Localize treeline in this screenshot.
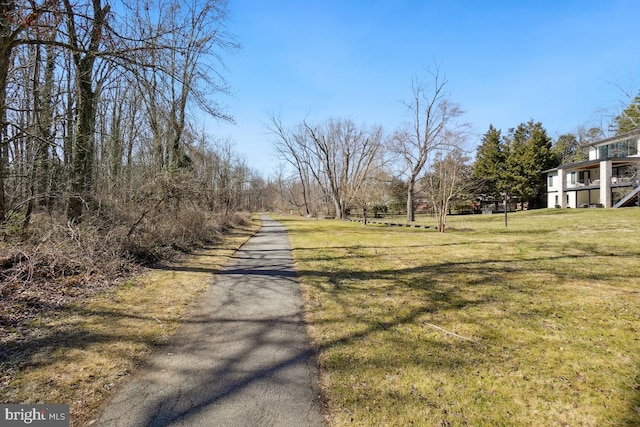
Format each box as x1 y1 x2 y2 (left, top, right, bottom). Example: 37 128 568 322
265 117 600 222
266 70 472 232
3 0 637 262
0 0 265 239
264 70 635 229
0 0 271 297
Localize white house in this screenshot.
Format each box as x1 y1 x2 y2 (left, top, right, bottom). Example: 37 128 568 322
545 129 640 208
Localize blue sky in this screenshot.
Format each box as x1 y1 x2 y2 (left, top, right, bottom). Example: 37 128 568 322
207 0 640 175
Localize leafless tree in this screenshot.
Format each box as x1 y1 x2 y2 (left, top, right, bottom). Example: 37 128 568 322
269 116 384 220
351 166 389 225
62 0 111 221
391 67 464 222
422 131 471 232
267 113 315 216
131 0 236 171
304 118 384 219
0 0 58 221
0 0 259 253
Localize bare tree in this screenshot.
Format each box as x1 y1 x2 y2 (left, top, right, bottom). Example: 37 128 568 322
269 116 384 219
391 67 464 222
310 119 383 218
131 0 236 172
304 118 384 219
1 0 250 244
62 0 111 221
267 113 314 216
0 0 57 220
422 134 471 233
351 166 389 225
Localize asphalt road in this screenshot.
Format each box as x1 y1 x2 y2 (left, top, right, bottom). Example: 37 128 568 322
96 215 326 426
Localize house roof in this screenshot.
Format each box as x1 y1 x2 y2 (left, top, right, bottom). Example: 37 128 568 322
543 156 640 174
543 128 640 174
585 128 640 147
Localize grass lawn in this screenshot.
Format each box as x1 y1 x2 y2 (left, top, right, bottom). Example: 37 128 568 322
280 209 640 426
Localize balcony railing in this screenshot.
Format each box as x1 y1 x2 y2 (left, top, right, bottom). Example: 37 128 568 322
566 177 635 188
611 176 634 184
567 179 599 188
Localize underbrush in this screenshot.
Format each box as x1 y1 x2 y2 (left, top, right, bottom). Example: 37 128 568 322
0 205 250 356
0 207 259 425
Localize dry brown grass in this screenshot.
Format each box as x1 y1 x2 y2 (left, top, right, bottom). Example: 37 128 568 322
0 213 260 426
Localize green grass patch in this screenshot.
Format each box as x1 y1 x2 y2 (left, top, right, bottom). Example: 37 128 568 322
0 217 261 426
280 209 640 426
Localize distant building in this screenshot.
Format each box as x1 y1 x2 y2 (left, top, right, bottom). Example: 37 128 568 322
544 129 640 208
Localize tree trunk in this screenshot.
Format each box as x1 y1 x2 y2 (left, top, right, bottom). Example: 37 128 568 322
0 49 9 222
37 44 55 207
25 43 56 231
64 0 108 221
333 197 341 219
406 180 415 222
0 23 12 222
298 170 310 216
68 76 97 221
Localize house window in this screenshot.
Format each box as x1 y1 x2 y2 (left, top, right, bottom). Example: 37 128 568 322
598 138 639 159
612 165 633 178
548 175 554 187
579 170 590 184
570 172 576 185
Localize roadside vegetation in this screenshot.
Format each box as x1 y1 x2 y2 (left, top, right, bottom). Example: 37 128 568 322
281 209 640 426
0 213 260 426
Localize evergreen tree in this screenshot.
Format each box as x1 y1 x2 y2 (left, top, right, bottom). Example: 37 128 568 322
387 177 408 213
472 125 504 199
614 93 640 134
502 120 553 208
550 133 587 166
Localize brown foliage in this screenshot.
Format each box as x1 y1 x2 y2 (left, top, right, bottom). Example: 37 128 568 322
0 207 250 348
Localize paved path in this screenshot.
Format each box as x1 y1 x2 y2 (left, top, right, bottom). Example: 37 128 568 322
96 215 325 426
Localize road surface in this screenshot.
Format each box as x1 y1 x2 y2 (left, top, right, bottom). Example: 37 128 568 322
96 215 325 426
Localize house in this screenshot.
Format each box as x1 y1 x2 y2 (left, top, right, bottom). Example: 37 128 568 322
545 129 640 208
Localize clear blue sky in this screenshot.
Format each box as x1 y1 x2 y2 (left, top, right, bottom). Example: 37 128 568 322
207 0 640 175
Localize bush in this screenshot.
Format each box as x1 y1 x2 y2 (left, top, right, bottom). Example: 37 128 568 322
0 203 252 340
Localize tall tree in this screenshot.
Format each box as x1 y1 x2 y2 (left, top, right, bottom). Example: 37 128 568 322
550 132 589 166
501 120 553 208
131 0 236 172
269 116 384 219
63 0 111 221
424 145 471 232
391 67 464 222
162 0 235 169
23 39 59 229
303 118 384 220
268 114 313 216
614 92 640 134
472 125 504 199
0 0 55 220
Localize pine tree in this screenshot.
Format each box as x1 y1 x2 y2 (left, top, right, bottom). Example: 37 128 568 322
550 133 587 166
614 93 640 134
472 125 504 199
502 120 553 208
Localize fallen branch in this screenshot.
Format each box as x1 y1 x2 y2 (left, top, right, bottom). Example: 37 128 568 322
423 322 484 346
